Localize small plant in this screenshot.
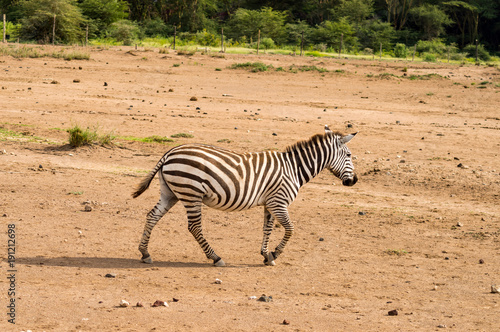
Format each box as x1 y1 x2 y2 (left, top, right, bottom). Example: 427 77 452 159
143 135 174 143
173 63 180 67
230 62 272 72
426 92 434 96
67 124 114 147
422 53 437 62
394 43 408 58
215 68 222 71
217 138 232 143
171 133 194 138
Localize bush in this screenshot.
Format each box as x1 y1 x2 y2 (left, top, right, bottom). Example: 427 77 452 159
67 125 114 147
394 43 408 58
260 37 275 51
143 18 171 37
416 39 447 56
422 53 437 62
108 20 140 45
463 44 491 61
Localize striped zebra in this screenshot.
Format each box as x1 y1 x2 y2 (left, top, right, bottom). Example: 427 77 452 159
132 125 358 266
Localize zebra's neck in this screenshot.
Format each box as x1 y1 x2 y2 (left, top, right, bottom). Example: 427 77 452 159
284 135 331 187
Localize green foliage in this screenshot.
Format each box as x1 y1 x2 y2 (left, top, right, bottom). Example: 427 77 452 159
78 0 128 37
409 4 453 40
312 18 358 50
335 0 375 25
260 37 275 50
394 43 408 58
463 44 491 61
67 124 114 147
422 53 437 62
357 19 395 51
227 7 287 44
230 62 273 72
415 39 448 56
108 19 140 45
142 18 171 37
16 0 86 44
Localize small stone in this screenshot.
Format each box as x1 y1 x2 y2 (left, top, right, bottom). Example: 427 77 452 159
491 285 500 294
119 300 129 307
39 164 43 169
190 96 198 101
437 324 447 328
456 222 463 227
169 88 174 92
358 211 366 216
272 133 277 136
84 205 92 212
282 319 290 325
248 296 257 300
214 278 222 284
172 298 180 302
479 259 485 264
388 309 398 316
257 295 273 302
319 237 324 241
136 302 144 307
152 300 169 307
347 123 353 128
196 107 201 110
73 79 80 83
105 273 116 278
104 82 108 86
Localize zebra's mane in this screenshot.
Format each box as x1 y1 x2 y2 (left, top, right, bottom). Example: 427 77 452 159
284 131 342 153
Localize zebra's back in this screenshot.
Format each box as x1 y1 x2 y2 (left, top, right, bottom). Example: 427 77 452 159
163 144 284 211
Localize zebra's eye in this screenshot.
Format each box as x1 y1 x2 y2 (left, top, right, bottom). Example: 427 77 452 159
346 153 352 158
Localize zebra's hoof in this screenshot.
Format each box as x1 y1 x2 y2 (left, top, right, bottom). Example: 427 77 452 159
214 259 226 267
141 256 152 264
263 252 276 266
265 259 276 266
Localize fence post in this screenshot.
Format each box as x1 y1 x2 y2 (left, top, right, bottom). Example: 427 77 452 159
379 43 382 60
3 14 6 43
85 24 88 47
475 39 478 63
257 30 260 55
52 14 56 45
173 25 176 50
221 28 224 53
300 31 304 56
447 46 450 63
339 33 343 58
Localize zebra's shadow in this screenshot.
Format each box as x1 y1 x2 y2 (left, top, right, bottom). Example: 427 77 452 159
16 256 262 269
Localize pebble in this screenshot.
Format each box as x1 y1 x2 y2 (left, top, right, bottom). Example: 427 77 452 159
73 79 80 83
491 285 500 294
152 300 169 307
272 133 277 136
136 302 144 307
358 211 366 216
282 319 290 325
437 324 447 328
248 296 257 300
190 96 198 101
119 300 129 307
84 205 92 212
105 273 116 278
319 237 324 241
388 309 398 316
479 259 484 264
214 278 222 284
456 222 463 227
257 294 273 302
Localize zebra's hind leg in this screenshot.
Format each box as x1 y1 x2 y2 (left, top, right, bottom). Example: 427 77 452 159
138 182 178 264
184 201 225 267
261 208 276 266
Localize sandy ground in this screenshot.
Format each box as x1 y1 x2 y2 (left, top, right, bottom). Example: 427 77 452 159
0 45 499 331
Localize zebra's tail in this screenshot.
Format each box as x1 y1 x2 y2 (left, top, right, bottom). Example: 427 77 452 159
132 153 169 198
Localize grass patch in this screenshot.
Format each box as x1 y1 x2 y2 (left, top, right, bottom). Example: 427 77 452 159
296 65 328 73
408 73 446 80
119 135 174 143
217 138 232 143
230 62 273 72
171 132 194 138
67 124 115 147
0 126 47 143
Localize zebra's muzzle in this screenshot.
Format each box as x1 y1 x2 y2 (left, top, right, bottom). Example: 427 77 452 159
342 174 358 186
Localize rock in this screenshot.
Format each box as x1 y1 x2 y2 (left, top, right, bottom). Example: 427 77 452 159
73 79 81 83
282 319 290 325
104 82 108 86
456 222 463 227
491 285 500 294
437 324 447 328
190 96 198 101
479 259 485 264
119 300 129 307
388 309 398 316
272 133 278 136
319 237 324 241
358 211 366 216
105 273 116 278
84 205 92 212
257 295 272 302
152 300 169 307
248 296 257 300
136 302 144 307
214 278 222 284
172 298 180 302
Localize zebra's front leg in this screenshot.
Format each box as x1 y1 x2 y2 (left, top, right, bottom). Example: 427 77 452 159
267 207 294 263
138 188 178 264
185 203 225 267
261 208 276 266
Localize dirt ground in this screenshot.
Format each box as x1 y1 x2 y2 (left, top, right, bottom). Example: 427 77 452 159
1 45 499 331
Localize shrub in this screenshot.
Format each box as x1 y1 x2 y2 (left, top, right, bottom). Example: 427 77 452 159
463 44 491 61
67 125 114 147
394 43 408 58
171 133 194 138
260 37 275 51
416 39 447 56
109 20 140 45
422 53 437 62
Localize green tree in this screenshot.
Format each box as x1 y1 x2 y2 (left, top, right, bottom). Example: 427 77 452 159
227 7 287 43
16 0 85 43
410 4 453 40
334 0 374 26
108 19 140 45
312 18 358 50
358 19 395 50
78 0 128 37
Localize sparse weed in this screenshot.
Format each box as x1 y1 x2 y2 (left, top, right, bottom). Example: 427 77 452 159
171 133 194 138
67 124 115 147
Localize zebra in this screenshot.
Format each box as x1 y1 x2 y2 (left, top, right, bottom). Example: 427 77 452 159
132 125 358 267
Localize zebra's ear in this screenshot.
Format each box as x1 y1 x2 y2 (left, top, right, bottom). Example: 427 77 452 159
324 125 333 134
341 132 358 144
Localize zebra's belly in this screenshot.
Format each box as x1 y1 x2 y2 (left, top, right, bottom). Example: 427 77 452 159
202 193 265 212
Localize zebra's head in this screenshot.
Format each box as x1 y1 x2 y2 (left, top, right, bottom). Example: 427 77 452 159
325 126 358 187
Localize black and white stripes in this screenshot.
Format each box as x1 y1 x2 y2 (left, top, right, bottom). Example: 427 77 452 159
132 125 358 266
